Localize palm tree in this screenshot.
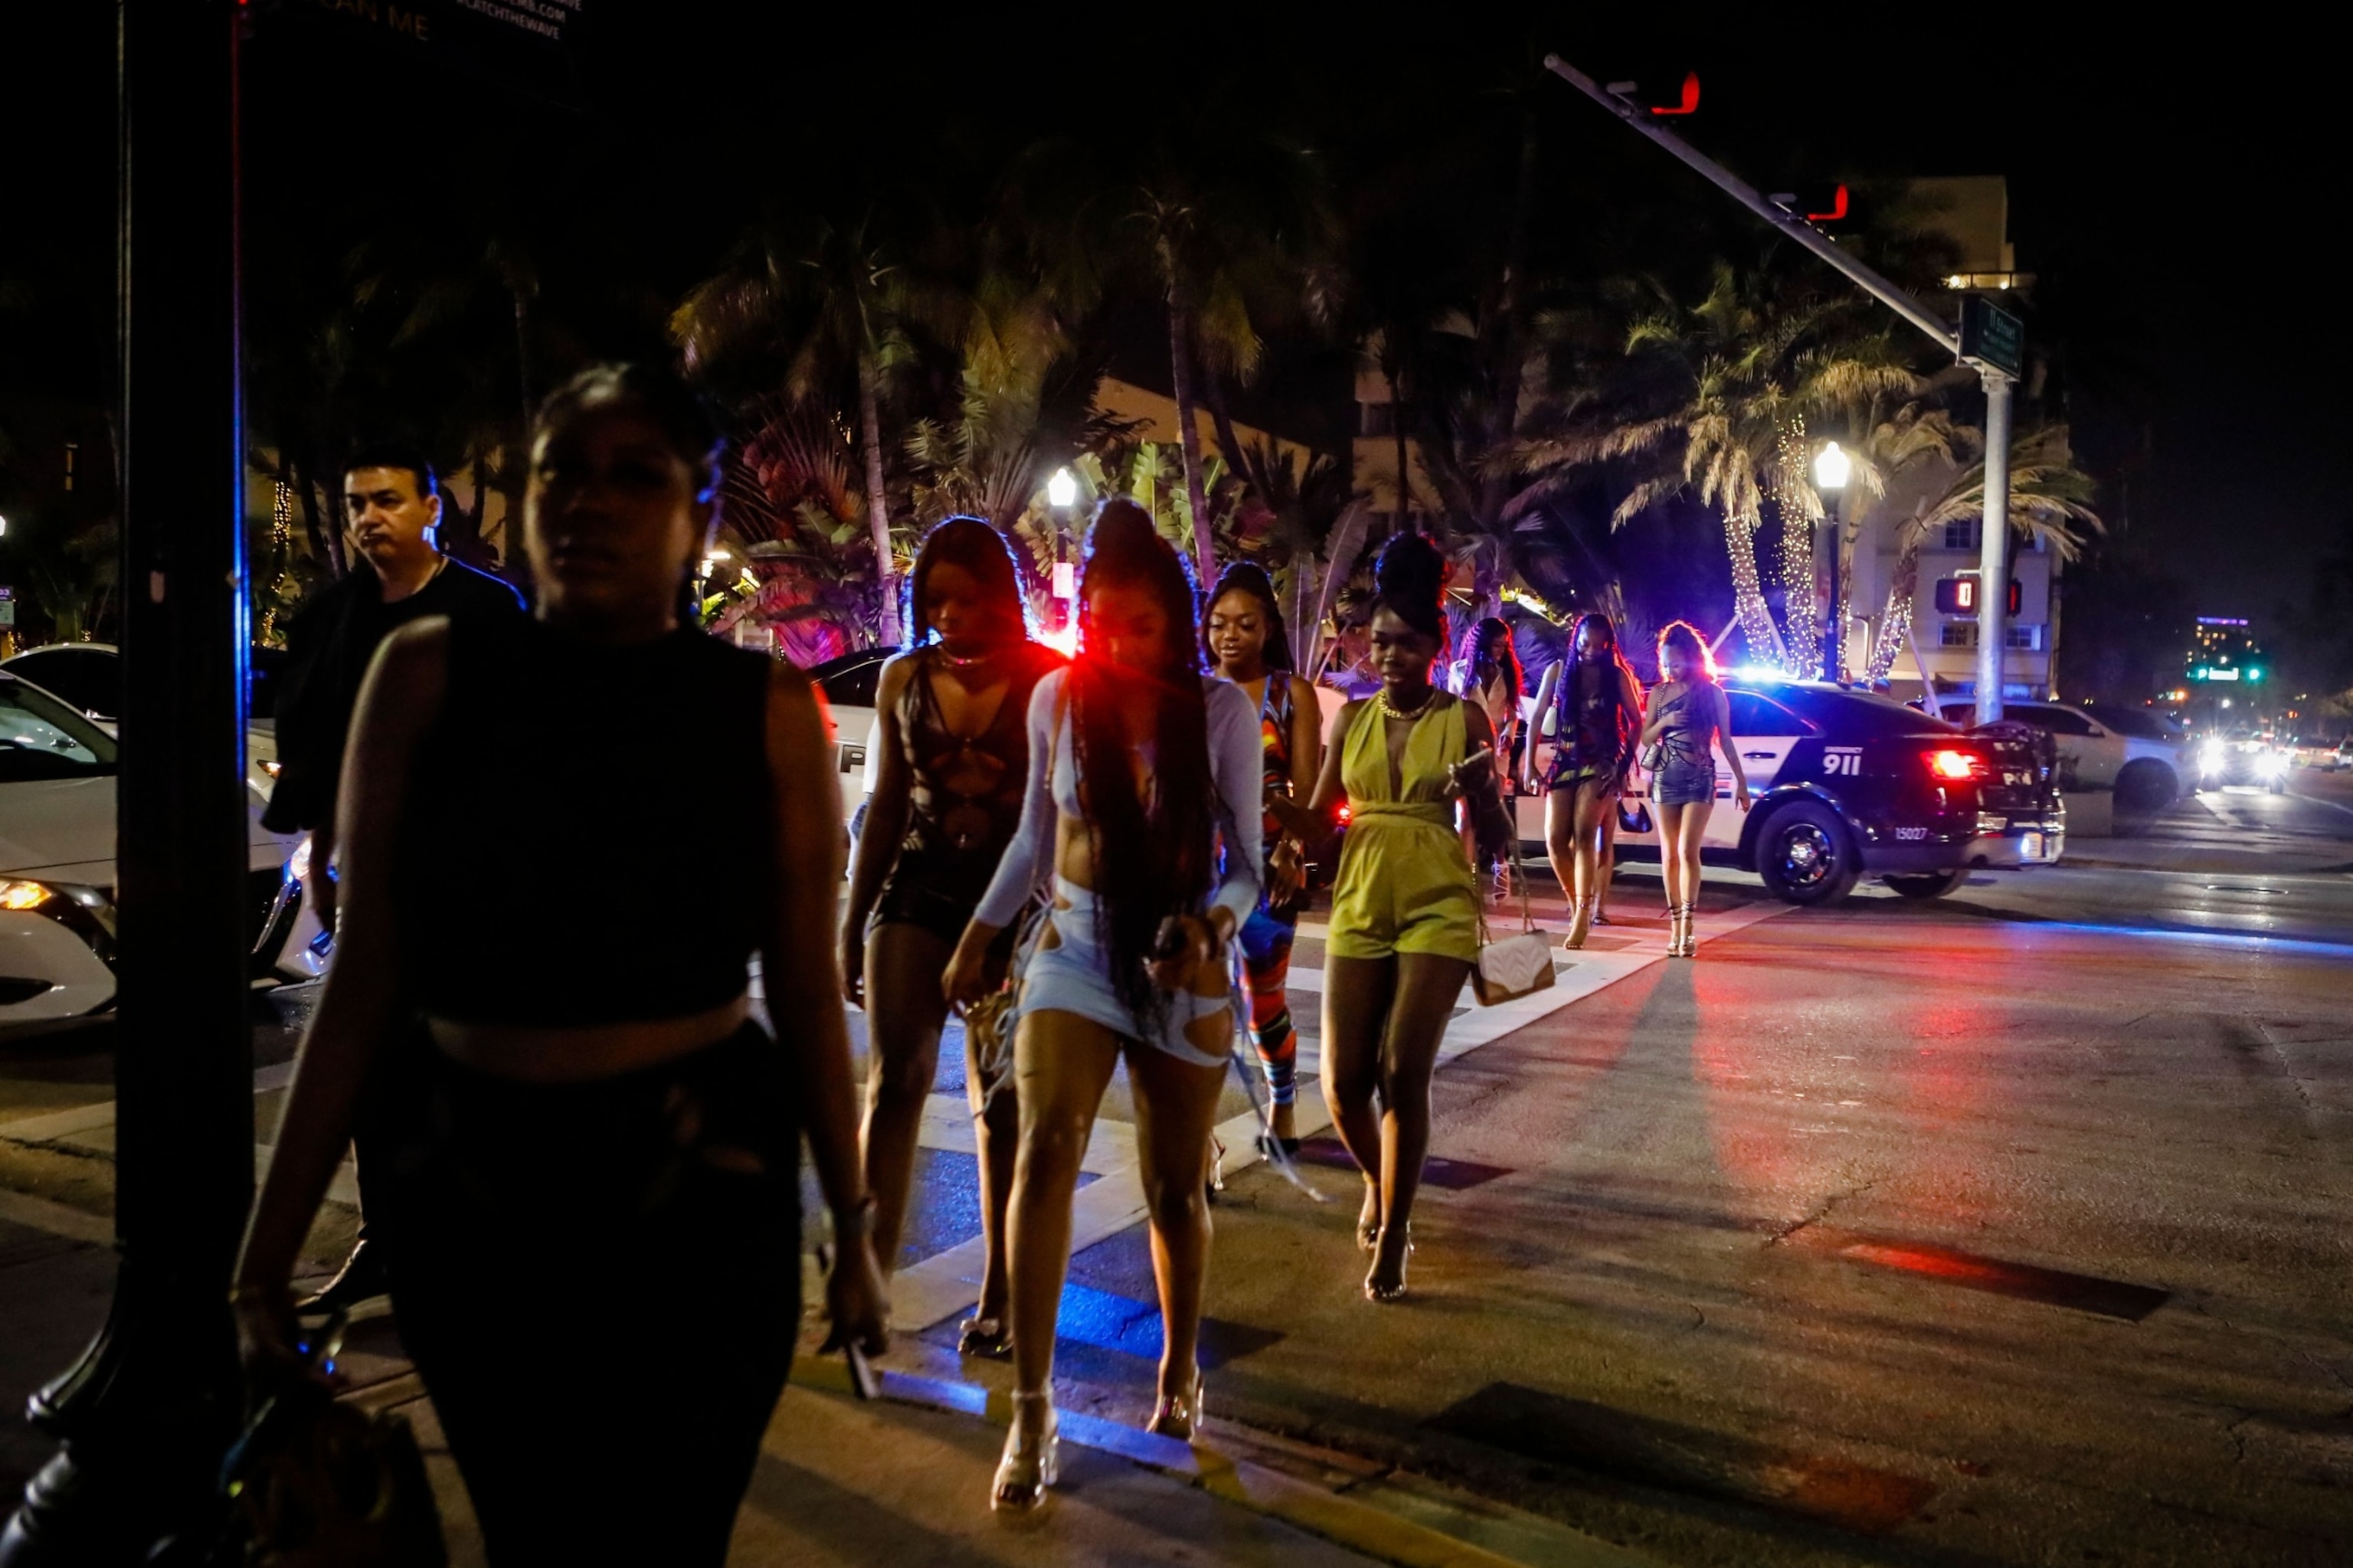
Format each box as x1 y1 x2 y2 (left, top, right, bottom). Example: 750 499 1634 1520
1003 93 1334 584
1511 262 1924 671
676 212 945 644
905 273 1134 595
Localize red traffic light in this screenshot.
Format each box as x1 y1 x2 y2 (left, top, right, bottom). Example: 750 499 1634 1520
1605 72 1700 116
1932 577 2022 616
1769 183 1850 224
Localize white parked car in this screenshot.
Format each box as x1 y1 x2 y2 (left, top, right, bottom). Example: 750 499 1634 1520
1939 699 2186 810
2 641 286 797
0 671 319 1033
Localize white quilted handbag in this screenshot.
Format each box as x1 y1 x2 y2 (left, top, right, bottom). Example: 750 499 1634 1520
1471 837 1553 1006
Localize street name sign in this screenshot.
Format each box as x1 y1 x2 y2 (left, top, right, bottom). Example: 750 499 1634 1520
1959 295 2024 380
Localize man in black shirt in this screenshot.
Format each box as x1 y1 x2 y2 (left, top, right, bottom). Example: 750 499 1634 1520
266 441 522 1311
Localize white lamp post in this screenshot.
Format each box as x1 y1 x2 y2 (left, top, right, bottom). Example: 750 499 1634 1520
1812 441 1851 682
1046 467 1078 509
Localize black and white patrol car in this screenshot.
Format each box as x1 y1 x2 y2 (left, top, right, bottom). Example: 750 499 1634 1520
1520 675 2065 906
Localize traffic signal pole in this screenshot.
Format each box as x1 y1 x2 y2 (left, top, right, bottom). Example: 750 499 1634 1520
1 2 254 1561
1541 53 2018 719
1975 375 2014 718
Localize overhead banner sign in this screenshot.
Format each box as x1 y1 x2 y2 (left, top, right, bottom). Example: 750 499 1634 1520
267 0 589 100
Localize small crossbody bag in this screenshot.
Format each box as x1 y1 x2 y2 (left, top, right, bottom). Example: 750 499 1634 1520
1471 833 1554 1006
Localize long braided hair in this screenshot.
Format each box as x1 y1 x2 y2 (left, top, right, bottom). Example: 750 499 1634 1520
1070 501 1221 1020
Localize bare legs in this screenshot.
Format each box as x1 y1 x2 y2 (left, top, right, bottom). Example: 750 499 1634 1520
1656 800 1713 954
863 922 1019 1337
1544 781 1615 946
1321 951 1471 1297
1655 800 1714 910
859 923 956 1273
1005 976 1229 1420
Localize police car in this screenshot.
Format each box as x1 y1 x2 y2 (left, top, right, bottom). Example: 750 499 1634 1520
1518 674 2065 905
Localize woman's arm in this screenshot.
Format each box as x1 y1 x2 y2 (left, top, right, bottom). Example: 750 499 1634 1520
1271 697 1356 853
234 620 448 1360
839 657 915 1006
1523 663 1558 790
1639 682 1674 745
1204 680 1265 937
944 671 1059 1003
1152 681 1265 992
1715 684 1752 809
1616 666 1648 780
761 667 888 1348
1284 673 1323 800
1456 702 1514 860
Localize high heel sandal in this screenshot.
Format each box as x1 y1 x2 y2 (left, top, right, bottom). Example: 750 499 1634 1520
1671 903 1697 957
1205 1134 1227 1204
992 1390 1060 1513
1563 895 1594 952
957 1313 1013 1360
1147 1368 1205 1441
1364 1224 1412 1302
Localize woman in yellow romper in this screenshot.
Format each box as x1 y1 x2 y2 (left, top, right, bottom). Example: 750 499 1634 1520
1282 533 1508 1301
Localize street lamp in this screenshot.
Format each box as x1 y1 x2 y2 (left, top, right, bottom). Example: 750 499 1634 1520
1046 466 1079 509
1813 442 1849 682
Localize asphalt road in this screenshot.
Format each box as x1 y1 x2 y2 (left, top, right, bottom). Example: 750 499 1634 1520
2 771 2350 1564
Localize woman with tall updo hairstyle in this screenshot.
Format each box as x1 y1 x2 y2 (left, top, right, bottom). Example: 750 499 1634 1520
1202 561 1324 1151
233 364 885 1564
1278 532 1510 1303
843 517 1064 1361
944 500 1262 1511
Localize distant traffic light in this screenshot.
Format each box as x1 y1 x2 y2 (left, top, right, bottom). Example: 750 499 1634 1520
1933 577 2021 616
1605 72 1699 116
1769 183 1850 224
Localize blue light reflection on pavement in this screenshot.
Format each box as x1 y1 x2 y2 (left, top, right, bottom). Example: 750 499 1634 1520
2008 920 2353 959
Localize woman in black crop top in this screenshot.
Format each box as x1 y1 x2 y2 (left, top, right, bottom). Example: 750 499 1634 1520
233 365 885 1566
842 517 1060 1362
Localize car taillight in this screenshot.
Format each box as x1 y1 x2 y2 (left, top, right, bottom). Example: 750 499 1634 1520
1926 748 1987 781
1336 801 1353 827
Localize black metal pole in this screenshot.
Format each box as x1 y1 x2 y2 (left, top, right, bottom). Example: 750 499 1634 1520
0 2 253 1561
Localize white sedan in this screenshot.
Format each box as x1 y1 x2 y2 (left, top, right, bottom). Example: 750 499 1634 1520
0 672 319 1033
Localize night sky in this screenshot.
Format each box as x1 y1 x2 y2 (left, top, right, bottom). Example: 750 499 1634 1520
7 9 2342 626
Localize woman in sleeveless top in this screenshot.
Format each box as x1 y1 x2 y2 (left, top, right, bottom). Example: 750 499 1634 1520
233 365 885 1565
944 502 1262 1511
1203 562 1322 1151
1640 620 1752 957
1526 611 1644 949
1282 534 1507 1303
843 518 1061 1362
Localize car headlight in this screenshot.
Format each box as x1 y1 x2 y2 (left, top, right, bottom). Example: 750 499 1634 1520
2200 742 2226 771
2257 751 2290 777
0 879 57 912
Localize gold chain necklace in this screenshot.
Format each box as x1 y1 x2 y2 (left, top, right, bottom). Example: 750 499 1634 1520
1377 683 1439 721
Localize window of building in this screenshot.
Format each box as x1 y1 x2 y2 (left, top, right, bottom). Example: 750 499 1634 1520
2005 624 2044 651
1939 622 1978 649
1942 519 1978 551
